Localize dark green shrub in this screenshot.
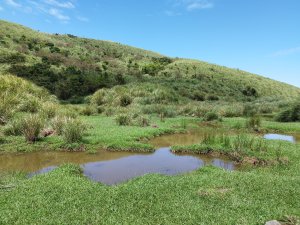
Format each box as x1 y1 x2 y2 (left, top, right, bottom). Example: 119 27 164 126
192 91 205 101
242 86 258 97
204 112 220 121
276 102 300 122
206 95 219 101
119 95 132 107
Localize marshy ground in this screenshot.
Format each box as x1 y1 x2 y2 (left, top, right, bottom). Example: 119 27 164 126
1 115 300 225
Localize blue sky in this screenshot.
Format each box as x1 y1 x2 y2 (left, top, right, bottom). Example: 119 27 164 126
0 0 300 87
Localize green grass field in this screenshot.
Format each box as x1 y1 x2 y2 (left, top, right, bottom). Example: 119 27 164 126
1 116 300 225
1 19 300 225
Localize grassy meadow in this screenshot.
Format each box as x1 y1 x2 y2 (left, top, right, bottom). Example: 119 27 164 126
1 20 300 225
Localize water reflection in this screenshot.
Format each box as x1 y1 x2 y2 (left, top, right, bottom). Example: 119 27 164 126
264 134 299 143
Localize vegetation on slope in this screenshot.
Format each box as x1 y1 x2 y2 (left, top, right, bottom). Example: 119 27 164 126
1 19 299 103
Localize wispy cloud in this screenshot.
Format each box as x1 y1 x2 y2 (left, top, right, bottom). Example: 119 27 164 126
76 16 89 22
271 47 300 57
48 8 70 21
0 6 4 11
185 0 213 11
4 0 22 8
44 0 75 9
172 0 214 11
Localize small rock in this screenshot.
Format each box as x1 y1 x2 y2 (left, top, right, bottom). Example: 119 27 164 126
265 220 281 225
41 128 55 137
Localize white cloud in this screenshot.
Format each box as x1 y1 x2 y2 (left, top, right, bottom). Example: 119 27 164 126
186 1 213 11
172 0 214 11
271 47 300 57
48 8 70 21
4 0 22 8
77 16 89 22
44 0 75 9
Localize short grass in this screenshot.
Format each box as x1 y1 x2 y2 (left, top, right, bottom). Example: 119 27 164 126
1 117 300 224
0 116 194 153
1 147 300 225
222 117 300 133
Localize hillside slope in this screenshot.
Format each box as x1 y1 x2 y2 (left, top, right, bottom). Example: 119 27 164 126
0 20 299 102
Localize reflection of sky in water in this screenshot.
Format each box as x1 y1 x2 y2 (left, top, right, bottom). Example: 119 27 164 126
264 134 296 143
3 128 242 185
31 148 235 185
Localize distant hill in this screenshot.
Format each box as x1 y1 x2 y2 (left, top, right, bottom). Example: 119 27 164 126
0 19 299 103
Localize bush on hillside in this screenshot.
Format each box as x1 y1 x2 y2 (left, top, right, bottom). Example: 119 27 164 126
119 95 132 107
3 117 23 136
276 101 300 122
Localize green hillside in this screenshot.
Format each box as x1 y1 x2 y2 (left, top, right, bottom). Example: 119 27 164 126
0 19 299 103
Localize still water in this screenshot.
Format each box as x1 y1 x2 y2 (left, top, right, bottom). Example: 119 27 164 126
264 133 299 143
0 129 235 185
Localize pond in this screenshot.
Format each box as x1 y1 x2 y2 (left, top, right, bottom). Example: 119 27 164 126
0 129 235 185
264 133 300 144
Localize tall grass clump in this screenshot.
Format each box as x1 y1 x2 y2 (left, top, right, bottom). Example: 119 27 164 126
3 117 23 136
134 115 150 127
40 102 58 118
243 103 258 117
115 114 132 126
62 118 87 144
51 116 67 135
246 115 261 131
80 105 97 116
21 114 44 143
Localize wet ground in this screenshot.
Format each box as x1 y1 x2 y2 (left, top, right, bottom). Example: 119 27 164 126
0 129 235 185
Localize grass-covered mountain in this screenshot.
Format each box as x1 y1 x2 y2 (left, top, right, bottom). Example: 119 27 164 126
0 19 299 103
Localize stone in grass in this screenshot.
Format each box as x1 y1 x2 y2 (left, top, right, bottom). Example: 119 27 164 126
265 220 281 225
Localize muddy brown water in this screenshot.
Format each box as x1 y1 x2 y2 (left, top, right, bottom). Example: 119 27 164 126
0 129 236 185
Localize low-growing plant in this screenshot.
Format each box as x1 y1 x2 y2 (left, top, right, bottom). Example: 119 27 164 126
21 114 44 143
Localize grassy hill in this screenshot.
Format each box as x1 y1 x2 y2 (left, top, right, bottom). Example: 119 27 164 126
0 19 299 104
